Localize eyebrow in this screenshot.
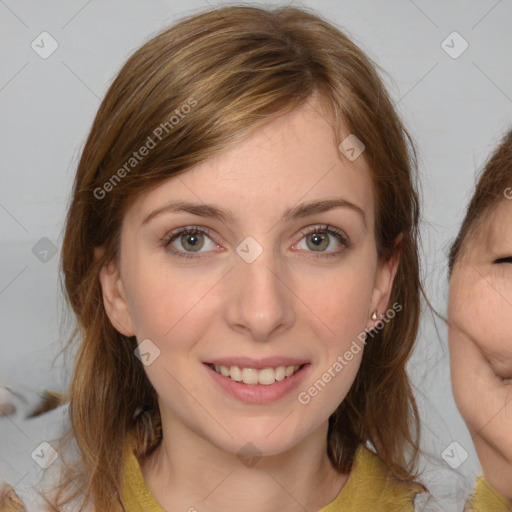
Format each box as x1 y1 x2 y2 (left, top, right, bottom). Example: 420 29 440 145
141 198 367 227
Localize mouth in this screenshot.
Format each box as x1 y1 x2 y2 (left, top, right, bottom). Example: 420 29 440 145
205 362 309 386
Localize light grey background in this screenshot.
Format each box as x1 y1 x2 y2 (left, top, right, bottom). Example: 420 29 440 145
1 0 511 509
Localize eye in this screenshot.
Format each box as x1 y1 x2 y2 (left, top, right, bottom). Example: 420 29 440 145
162 226 220 259
494 256 512 264
293 224 350 259
161 224 350 260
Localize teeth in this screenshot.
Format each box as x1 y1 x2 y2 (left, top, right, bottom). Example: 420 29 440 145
230 366 242 382
275 366 286 381
242 368 259 385
258 368 276 385
503 378 512 384
212 364 301 385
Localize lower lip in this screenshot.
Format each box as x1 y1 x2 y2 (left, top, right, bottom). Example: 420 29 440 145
204 363 310 404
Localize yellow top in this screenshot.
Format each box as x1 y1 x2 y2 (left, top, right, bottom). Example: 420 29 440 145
120 441 425 511
466 476 512 512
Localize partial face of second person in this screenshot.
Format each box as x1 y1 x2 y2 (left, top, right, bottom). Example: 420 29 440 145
100 95 398 461
449 198 512 495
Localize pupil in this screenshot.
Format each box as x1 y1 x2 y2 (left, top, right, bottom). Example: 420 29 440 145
184 233 202 251
308 232 328 251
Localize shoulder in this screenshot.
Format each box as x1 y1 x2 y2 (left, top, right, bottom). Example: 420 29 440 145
329 444 426 512
465 476 512 512
120 436 166 512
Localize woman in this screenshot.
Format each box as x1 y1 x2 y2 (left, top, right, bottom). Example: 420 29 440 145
448 130 512 511
44 5 428 511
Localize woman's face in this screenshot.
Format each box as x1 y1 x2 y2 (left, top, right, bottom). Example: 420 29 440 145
100 97 399 458
448 198 512 469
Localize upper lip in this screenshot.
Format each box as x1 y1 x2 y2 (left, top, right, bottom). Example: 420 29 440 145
204 357 310 369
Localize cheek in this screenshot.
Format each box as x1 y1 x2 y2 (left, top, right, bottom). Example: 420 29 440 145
296 261 376 362
458 275 512 355
449 268 512 382
125 266 222 400
124 239 378 384
318 271 373 331
126 262 220 343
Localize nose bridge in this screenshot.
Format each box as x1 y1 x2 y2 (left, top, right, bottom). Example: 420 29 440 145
227 238 294 340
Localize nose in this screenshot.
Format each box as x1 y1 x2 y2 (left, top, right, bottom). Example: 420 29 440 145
224 246 296 342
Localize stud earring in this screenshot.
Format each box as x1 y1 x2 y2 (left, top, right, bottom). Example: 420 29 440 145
371 311 378 321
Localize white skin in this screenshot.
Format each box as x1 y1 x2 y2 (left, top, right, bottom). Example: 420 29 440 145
99 96 400 512
448 199 512 499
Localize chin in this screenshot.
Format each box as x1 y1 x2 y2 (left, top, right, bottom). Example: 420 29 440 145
217 425 304 460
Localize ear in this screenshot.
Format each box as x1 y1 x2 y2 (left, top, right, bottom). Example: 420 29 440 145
96 248 136 337
366 234 402 329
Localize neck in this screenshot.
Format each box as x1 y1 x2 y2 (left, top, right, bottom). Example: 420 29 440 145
139 415 348 512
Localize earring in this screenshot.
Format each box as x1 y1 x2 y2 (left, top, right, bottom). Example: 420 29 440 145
371 311 378 320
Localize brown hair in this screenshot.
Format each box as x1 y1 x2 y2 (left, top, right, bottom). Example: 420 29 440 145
448 130 512 273
50 5 423 510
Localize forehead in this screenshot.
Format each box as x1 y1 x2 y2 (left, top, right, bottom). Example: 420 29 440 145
127 98 376 227
465 199 512 257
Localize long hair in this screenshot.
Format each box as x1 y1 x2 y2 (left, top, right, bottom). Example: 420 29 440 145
50 5 422 510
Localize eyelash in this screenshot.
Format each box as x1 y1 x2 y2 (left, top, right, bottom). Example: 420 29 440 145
494 256 512 264
161 224 350 260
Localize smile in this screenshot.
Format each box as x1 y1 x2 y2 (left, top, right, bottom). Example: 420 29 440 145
204 361 310 404
207 363 304 385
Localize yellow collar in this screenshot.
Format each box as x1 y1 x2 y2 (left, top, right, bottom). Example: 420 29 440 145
121 441 424 511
